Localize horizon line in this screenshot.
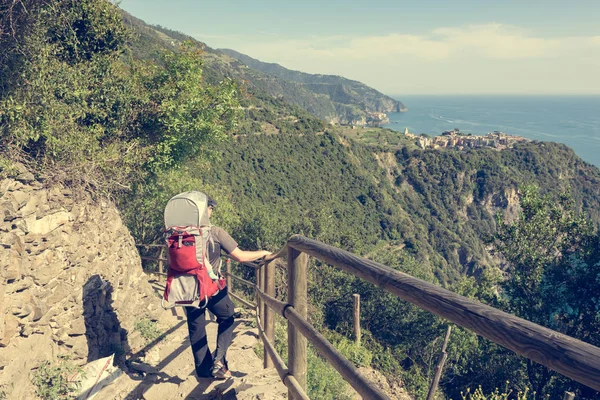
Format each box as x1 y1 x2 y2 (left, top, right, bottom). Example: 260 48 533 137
390 93 600 97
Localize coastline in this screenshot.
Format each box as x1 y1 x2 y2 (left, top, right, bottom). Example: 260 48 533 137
381 95 600 167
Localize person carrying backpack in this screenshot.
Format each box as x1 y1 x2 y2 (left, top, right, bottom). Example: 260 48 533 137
162 191 272 380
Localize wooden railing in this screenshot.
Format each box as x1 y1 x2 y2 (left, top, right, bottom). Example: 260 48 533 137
138 235 600 399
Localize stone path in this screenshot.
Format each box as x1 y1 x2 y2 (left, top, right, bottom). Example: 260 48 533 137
97 292 287 400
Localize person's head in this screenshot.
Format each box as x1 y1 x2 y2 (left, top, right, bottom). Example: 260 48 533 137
206 195 217 218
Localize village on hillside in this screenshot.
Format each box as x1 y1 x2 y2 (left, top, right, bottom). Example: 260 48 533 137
404 128 530 150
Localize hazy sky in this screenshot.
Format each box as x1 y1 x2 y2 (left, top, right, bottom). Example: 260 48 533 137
119 0 600 96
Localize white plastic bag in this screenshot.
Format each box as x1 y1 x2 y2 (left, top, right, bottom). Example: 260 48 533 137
75 354 122 400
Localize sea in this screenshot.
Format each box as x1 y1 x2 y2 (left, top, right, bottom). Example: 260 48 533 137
382 95 600 168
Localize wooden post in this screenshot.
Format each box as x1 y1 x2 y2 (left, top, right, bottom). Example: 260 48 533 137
353 294 361 345
260 263 267 352
426 326 452 400
158 246 165 282
264 260 275 368
256 266 262 323
226 258 232 293
288 247 308 399
563 392 575 400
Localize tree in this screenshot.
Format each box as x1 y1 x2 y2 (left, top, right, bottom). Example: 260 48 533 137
490 185 599 398
492 186 592 323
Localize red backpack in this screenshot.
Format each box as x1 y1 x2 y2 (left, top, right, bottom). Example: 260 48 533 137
162 192 224 308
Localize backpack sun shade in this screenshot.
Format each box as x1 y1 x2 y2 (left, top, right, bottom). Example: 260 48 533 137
162 191 224 308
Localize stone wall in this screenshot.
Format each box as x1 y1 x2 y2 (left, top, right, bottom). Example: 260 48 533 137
0 176 160 399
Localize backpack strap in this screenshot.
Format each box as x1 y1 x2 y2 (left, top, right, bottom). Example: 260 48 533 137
200 226 219 281
205 227 224 289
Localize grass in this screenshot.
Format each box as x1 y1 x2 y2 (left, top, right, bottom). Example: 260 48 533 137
31 355 83 400
134 318 162 342
461 384 534 400
266 316 360 400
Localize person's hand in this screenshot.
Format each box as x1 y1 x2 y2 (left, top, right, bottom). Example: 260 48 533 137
262 251 276 263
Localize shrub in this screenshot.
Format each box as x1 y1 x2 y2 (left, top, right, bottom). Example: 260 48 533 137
0 157 18 179
333 337 372 368
307 345 352 400
0 1 239 197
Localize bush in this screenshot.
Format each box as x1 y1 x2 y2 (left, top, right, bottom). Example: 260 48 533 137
307 345 352 400
333 337 372 368
0 157 18 179
0 1 239 197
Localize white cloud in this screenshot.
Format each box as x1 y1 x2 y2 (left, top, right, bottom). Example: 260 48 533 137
432 24 560 59
206 24 600 94
227 24 600 62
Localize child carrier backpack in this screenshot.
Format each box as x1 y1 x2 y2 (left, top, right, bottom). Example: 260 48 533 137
162 191 224 308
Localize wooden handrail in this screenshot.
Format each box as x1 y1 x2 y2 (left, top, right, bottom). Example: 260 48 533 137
255 287 390 400
263 258 275 369
287 245 308 394
286 234 600 391
223 271 255 288
138 233 600 395
353 294 361 345
137 245 166 281
239 260 261 270
256 317 309 400
227 255 389 398
427 326 452 400
229 291 256 309
267 244 289 262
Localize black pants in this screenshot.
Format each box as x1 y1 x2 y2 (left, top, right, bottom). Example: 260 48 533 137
185 287 235 377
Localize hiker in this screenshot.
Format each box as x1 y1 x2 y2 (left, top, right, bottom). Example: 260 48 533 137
164 192 272 380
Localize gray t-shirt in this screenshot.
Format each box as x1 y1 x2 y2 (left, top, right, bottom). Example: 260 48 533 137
208 226 238 267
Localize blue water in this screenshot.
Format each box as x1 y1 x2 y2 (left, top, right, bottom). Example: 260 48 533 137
382 95 600 167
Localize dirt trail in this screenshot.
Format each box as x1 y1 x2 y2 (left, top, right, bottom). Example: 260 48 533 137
98 294 287 400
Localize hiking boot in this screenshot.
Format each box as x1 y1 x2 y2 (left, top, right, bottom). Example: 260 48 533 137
211 360 231 380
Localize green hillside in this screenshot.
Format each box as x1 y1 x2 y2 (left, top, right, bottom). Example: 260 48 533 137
198 130 600 282
219 48 407 122
193 131 600 398
122 14 405 127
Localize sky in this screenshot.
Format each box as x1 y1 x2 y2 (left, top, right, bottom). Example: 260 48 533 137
119 0 600 96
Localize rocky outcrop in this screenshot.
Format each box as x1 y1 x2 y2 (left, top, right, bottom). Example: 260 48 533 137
0 176 160 399
366 112 390 126
482 187 520 222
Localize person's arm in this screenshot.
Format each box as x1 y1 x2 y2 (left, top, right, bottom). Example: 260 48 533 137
229 247 272 263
